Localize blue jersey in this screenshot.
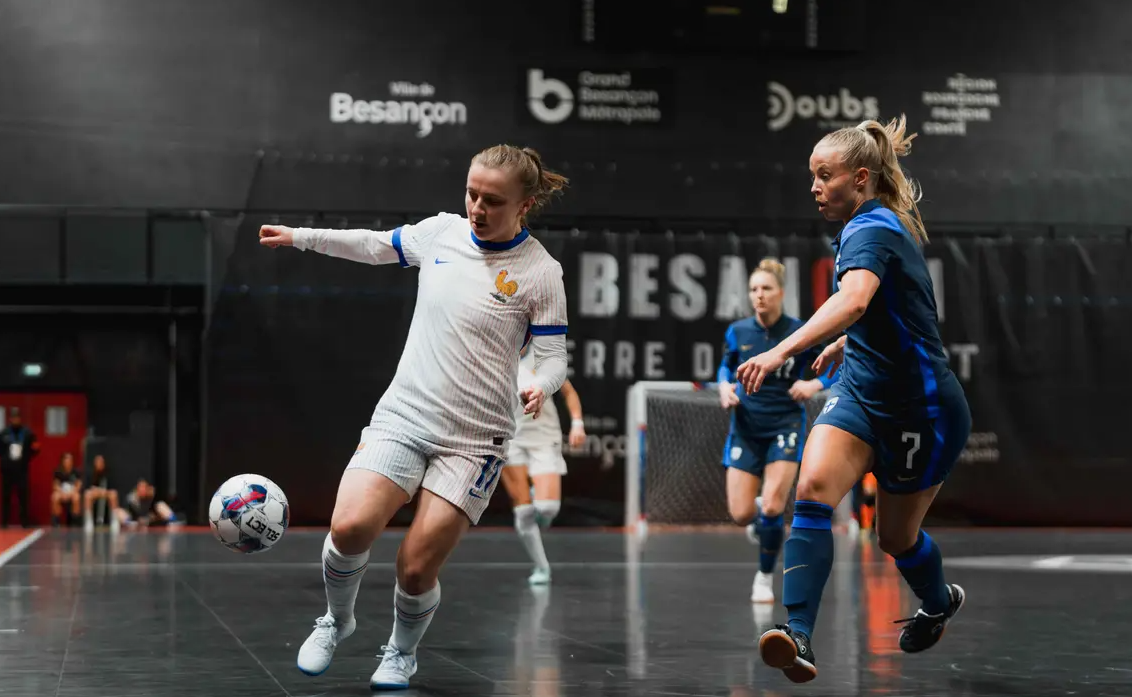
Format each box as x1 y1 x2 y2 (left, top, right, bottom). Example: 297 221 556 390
832 200 952 419
718 314 837 438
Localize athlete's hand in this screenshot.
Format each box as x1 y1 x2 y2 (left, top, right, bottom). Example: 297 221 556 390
258 224 295 248
737 349 787 394
520 387 547 419
812 336 846 379
719 382 741 409
568 421 586 448
788 379 824 402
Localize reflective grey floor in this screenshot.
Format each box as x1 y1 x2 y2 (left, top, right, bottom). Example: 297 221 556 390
1 527 1131 696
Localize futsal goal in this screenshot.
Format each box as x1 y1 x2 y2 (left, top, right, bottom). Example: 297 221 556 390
624 381 835 534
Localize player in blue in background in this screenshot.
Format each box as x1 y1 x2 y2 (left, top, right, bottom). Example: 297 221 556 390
737 115 972 684
717 258 838 605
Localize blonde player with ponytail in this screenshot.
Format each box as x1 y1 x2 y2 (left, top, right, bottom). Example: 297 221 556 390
717 258 838 604
259 145 570 690
737 116 971 683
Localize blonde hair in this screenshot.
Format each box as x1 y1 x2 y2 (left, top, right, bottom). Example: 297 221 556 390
817 114 927 244
471 145 569 225
750 257 786 288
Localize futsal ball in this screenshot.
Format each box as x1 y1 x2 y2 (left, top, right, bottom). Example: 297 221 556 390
208 474 290 554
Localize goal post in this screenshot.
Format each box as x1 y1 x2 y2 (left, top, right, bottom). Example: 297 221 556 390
625 380 842 534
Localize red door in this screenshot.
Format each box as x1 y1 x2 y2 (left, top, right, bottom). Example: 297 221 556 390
0 393 88 526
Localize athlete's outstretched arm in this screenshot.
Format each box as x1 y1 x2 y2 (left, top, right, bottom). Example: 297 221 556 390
737 269 879 393
259 224 401 265
259 214 451 267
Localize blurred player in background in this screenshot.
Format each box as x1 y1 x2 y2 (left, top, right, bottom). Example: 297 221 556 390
500 342 587 586
717 258 838 604
50 452 82 526
738 115 971 683
259 145 569 691
84 454 121 533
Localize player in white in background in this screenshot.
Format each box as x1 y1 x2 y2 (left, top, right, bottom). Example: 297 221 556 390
258 145 569 691
500 343 587 585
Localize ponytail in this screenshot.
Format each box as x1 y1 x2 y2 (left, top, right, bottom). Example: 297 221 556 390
859 116 927 244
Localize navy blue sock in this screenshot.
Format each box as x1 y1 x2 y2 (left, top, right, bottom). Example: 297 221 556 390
894 530 950 615
756 513 785 574
783 501 834 639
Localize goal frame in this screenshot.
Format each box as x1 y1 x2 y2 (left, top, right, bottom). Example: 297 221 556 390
624 380 705 533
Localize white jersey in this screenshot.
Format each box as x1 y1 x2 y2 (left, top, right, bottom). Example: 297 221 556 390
512 348 562 448
292 213 568 452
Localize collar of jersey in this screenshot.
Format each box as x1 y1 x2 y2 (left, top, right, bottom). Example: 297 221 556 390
835 198 885 246
850 198 883 220
470 227 530 251
754 313 789 333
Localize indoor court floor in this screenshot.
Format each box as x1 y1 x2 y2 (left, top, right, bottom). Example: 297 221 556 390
0 526 1130 697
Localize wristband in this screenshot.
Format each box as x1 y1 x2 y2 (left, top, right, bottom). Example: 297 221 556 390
571 418 585 428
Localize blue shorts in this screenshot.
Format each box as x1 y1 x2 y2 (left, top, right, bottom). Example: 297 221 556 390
814 377 971 494
721 426 805 478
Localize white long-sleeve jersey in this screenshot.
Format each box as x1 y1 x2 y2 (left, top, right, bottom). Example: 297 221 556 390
292 212 568 452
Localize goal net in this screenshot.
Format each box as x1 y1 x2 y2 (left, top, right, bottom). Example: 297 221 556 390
624 381 834 532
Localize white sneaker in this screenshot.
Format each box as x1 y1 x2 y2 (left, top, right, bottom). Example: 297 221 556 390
528 566 551 586
297 614 355 676
751 571 775 604
370 644 417 690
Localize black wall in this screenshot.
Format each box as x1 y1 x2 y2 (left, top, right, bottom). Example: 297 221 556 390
0 0 1129 223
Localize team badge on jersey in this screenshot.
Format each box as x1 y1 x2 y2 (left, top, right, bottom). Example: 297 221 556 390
491 270 519 304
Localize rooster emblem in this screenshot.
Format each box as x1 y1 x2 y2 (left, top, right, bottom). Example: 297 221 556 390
491 270 519 304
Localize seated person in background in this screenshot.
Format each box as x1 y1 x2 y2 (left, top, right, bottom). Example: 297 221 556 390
51 453 83 526
117 479 179 528
83 455 120 532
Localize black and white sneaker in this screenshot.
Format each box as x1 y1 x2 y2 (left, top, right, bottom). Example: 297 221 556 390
758 624 817 683
895 583 966 654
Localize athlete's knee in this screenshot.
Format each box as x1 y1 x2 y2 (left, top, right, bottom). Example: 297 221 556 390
876 526 919 558
396 557 439 596
728 500 756 527
513 503 538 531
329 512 377 555
760 496 787 518
795 474 837 506
533 499 559 529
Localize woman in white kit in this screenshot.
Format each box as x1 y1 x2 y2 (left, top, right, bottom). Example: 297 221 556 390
258 144 569 691
500 342 587 585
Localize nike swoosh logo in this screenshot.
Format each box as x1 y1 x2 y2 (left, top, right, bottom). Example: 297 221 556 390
434 258 451 264
784 564 809 574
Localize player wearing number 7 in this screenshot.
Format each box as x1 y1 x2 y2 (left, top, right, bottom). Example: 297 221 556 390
259 145 570 691
736 115 972 683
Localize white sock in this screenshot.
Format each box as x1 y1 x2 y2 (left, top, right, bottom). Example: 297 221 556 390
322 533 369 623
533 499 560 530
514 504 550 570
390 582 440 655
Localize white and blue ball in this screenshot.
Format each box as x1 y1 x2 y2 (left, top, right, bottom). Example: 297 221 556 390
208 474 290 554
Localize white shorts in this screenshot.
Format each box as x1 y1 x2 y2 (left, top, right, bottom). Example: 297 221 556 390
346 426 505 525
504 441 567 477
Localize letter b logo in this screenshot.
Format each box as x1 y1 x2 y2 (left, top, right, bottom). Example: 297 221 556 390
528 69 573 124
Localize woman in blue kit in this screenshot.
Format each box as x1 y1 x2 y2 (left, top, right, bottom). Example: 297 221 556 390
736 115 972 684
716 258 837 605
